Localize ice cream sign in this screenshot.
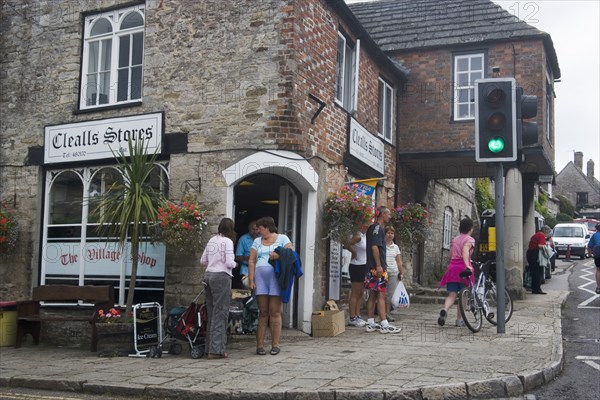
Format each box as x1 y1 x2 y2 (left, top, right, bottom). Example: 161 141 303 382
44 112 162 164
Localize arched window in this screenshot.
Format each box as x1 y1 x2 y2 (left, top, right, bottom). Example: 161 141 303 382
443 207 453 249
41 164 168 306
81 6 145 109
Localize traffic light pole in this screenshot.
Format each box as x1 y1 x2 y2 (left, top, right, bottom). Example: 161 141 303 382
495 163 506 334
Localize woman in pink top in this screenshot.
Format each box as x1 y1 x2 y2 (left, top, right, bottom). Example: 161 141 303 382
438 218 475 327
200 218 237 359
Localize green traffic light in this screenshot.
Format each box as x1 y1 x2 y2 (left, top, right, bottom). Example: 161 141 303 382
488 137 505 153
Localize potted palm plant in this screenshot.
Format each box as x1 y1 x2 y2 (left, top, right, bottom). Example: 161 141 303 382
91 137 164 317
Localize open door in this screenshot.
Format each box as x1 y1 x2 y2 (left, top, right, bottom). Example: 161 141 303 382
278 185 299 328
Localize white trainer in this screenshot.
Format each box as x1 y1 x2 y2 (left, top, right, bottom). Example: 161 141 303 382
365 322 381 332
348 317 367 327
379 324 402 334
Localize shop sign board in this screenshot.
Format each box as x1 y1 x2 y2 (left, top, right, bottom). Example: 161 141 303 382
348 118 384 174
132 302 162 357
44 241 166 277
44 112 162 164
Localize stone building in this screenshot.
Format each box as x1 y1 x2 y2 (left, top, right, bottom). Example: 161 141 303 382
0 0 407 333
350 0 560 294
554 152 600 217
1 0 562 336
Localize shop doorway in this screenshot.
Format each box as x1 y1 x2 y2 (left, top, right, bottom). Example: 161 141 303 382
233 173 301 328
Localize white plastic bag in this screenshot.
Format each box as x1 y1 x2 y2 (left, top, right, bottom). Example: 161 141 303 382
391 281 410 308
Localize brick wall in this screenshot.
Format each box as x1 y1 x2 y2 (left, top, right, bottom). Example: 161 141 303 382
393 40 553 167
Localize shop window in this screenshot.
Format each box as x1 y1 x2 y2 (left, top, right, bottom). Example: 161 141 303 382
378 77 394 143
81 5 145 109
453 52 484 120
42 164 168 306
336 31 359 112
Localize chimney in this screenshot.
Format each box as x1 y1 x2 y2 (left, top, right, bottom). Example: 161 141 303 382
588 159 595 179
574 152 583 170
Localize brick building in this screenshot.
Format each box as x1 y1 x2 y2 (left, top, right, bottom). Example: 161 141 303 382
350 0 560 289
0 0 407 333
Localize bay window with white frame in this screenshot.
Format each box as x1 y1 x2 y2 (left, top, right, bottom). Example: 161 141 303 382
81 5 145 109
453 53 484 120
41 164 168 306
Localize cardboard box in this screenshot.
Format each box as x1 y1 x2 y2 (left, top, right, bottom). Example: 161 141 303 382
311 310 345 337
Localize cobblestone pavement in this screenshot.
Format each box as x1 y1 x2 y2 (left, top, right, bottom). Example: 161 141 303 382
0 290 568 400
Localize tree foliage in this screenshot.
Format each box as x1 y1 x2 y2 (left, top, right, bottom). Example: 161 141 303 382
557 195 575 220
91 138 164 316
475 178 494 214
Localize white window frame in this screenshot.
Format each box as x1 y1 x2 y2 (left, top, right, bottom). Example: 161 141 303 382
545 65 553 144
335 32 359 112
80 5 145 110
40 165 168 306
378 77 394 143
443 207 453 249
453 53 484 121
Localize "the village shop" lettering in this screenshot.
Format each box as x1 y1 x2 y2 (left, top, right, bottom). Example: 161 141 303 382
44 113 162 164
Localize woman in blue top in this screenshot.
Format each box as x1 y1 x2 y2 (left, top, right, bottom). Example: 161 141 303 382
248 216 292 356
586 222 600 294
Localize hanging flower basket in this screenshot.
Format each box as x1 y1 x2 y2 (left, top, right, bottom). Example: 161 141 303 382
390 203 432 253
323 185 374 242
0 202 18 255
153 196 208 254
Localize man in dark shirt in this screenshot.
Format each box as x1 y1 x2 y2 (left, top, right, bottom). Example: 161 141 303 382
364 206 401 334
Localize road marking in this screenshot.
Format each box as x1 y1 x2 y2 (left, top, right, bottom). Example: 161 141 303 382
575 355 600 372
577 265 600 309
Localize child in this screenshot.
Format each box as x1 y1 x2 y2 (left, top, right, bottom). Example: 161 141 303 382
384 226 404 322
437 218 475 327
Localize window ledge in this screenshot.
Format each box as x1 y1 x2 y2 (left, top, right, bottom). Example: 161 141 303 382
74 101 143 115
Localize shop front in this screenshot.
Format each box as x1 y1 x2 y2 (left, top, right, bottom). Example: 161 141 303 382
40 112 168 306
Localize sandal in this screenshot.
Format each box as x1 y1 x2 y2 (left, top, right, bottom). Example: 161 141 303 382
256 347 266 356
270 346 280 355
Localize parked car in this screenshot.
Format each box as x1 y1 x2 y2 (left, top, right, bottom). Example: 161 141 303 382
552 223 590 260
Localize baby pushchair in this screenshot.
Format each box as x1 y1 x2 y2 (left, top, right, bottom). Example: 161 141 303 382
160 288 207 359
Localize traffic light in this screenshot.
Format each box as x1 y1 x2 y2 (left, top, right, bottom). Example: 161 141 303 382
517 87 538 148
475 78 517 162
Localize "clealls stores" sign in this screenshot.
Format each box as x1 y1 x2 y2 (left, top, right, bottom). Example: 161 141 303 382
44 112 163 164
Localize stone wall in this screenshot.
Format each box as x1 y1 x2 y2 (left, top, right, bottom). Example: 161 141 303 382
0 0 403 314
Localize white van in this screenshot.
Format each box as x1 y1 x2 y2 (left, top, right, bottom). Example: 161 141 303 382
552 223 590 260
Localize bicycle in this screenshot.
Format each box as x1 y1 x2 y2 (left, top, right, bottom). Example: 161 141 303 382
458 260 513 333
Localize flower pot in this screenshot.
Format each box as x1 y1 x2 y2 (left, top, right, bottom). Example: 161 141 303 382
96 322 135 357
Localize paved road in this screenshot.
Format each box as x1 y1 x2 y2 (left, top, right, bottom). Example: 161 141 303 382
529 259 600 400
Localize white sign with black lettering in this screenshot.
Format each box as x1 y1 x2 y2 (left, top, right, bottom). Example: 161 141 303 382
349 118 384 174
44 112 162 164
329 240 342 300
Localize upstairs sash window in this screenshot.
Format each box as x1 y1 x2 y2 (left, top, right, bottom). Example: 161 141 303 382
81 6 145 109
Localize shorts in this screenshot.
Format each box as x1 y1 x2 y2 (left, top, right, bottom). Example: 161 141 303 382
594 256 600 269
446 282 465 293
349 263 367 283
254 266 281 296
364 268 388 293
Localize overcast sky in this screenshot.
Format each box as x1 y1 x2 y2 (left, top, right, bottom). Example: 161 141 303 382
345 0 600 178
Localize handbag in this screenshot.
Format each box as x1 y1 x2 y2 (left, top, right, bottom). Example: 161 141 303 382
391 281 410 308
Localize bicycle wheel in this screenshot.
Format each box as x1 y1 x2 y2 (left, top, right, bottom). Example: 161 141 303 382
459 287 483 333
484 281 513 325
